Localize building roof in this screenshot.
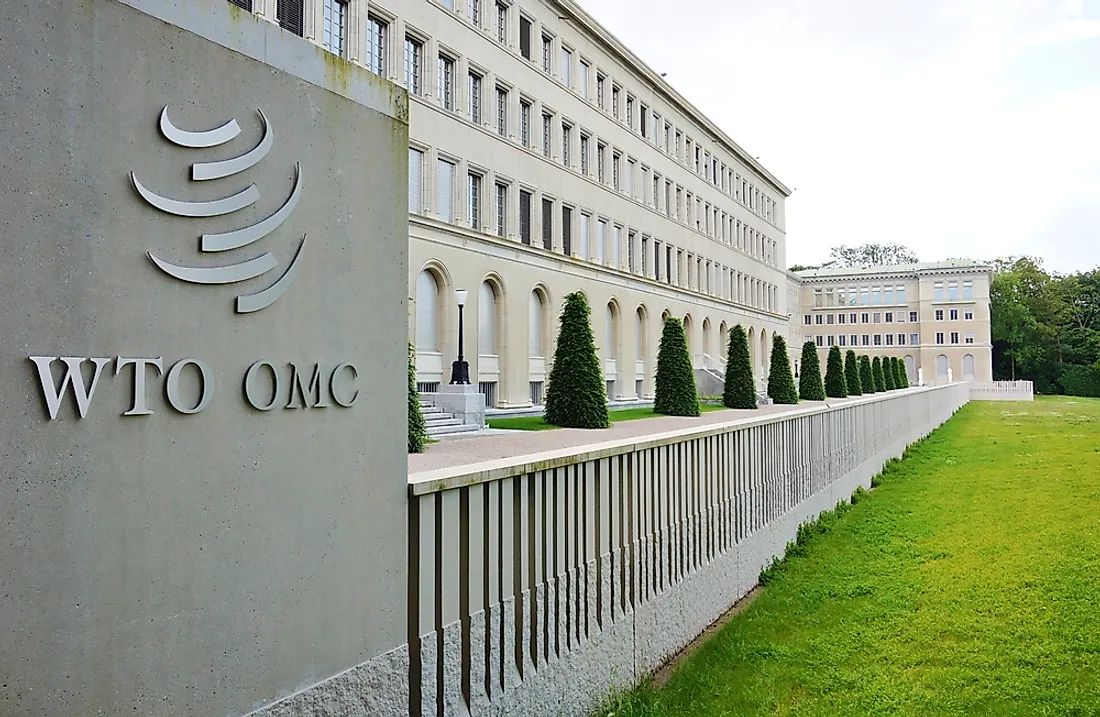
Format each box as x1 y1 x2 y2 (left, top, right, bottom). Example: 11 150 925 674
794 259 993 281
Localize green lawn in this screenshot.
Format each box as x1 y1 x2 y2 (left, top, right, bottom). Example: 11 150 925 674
487 403 729 431
603 396 1100 716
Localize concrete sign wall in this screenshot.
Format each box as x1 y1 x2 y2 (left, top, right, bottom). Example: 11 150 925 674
0 2 410 715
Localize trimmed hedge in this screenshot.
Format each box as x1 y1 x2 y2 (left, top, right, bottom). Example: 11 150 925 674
544 292 611 428
894 357 908 388
799 341 826 401
860 354 875 393
872 356 887 392
654 317 700 416
824 345 848 398
844 349 862 396
1060 364 1100 397
883 356 897 390
408 343 428 453
767 335 799 405
724 324 757 409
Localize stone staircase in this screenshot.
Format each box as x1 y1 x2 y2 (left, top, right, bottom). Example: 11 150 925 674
420 400 481 438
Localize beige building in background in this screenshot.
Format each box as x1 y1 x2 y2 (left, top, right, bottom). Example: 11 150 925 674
792 260 994 384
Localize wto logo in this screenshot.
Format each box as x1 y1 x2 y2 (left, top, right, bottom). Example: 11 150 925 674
132 106 306 313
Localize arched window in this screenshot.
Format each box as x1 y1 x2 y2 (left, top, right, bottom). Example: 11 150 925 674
529 290 545 357
683 314 693 356
635 308 645 358
702 318 712 357
415 270 440 351
936 354 949 378
478 281 497 356
963 354 975 378
606 303 618 360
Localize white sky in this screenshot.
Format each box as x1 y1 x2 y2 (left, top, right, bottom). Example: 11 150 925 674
580 0 1100 273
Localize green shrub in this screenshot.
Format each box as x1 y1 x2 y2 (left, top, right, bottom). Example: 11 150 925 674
895 357 909 388
883 356 897 390
872 356 887 392
1060 364 1100 397
544 292 611 429
723 324 757 409
824 345 848 398
798 341 826 401
851 486 870 504
408 343 428 454
845 349 862 396
766 335 799 405
654 317 700 417
860 354 875 394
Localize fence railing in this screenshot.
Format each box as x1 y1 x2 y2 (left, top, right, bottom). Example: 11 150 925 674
968 380 1034 401
406 383 969 717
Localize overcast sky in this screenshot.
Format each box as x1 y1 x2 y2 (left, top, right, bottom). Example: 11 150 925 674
581 0 1100 274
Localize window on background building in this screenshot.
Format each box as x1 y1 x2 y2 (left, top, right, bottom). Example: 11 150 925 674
897 286 906 304
850 334 858 346
597 220 608 264
579 60 589 98
950 308 959 320
641 236 649 274
839 335 847 347
468 71 482 123
520 100 531 145
826 314 834 325
874 335 882 346
804 314 812 325
885 334 894 345
964 310 974 320
963 280 973 300
613 152 621 190
885 312 893 323
597 142 605 182
910 310 918 322
407 148 423 213
614 225 623 268
561 123 571 165
468 0 481 26
519 16 532 59
496 1 507 43
467 172 481 228
580 135 589 174
542 113 551 157
228 0 253 9
950 332 959 344
861 313 870 324
816 336 824 347
542 34 552 73
639 105 649 138
626 96 635 128
560 47 572 85
495 87 507 136
872 287 881 305
519 189 531 244
612 85 620 119
403 37 422 93
936 332 945 345
321 0 348 57
898 334 907 345
910 333 919 345
628 231 636 272
436 158 455 222
884 286 894 305
827 335 835 346
948 280 958 300
437 55 455 110
838 313 847 324
815 314 823 325
934 282 944 300
494 182 507 237
561 206 572 255
862 335 870 346
965 332 975 344
935 309 944 321
873 312 881 323
596 74 605 109
366 15 386 74
861 287 869 305
541 197 553 250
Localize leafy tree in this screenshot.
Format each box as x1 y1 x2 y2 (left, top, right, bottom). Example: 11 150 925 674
723 324 757 409
767 335 798 404
408 343 428 453
544 292 611 428
654 317 700 416
844 349 862 396
883 356 897 390
824 345 848 398
860 355 875 393
829 243 918 268
798 341 826 401
872 356 886 392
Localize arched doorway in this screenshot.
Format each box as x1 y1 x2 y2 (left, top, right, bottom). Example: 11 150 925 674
963 354 975 378
477 277 505 407
683 313 694 362
605 301 620 399
936 354 949 381
529 287 549 404
904 355 915 385
414 266 447 389
636 305 649 399
759 329 769 386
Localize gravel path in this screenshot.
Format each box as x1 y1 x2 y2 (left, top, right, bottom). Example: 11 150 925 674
408 399 852 474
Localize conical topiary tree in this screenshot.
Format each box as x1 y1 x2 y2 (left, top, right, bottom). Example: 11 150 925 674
844 349 862 396
654 317 700 417
408 343 428 453
544 292 611 428
798 341 826 401
767 335 798 404
860 355 875 394
871 356 886 393
824 345 848 398
883 356 897 390
723 324 757 409
896 358 909 388
891 357 902 388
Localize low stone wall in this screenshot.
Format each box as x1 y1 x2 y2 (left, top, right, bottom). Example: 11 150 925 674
969 380 1035 401
406 383 969 717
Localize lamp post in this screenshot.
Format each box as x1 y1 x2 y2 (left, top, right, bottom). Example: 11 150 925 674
449 289 471 385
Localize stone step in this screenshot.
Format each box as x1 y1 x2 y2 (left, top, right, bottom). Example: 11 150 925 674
427 422 482 436
425 415 461 426
420 406 445 415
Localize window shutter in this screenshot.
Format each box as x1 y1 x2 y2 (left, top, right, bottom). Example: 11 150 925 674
277 0 304 36
541 199 553 250
227 0 253 10
436 160 455 223
408 149 423 213
519 192 531 245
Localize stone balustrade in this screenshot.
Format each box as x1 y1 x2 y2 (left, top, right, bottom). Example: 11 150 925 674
968 380 1035 401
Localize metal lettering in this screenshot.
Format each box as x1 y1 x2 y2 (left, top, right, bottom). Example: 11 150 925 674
243 361 281 411
286 363 330 409
29 356 111 420
330 363 359 408
164 359 212 414
115 357 164 416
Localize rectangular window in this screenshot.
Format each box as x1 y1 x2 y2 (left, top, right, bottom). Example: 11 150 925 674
936 332 945 345
950 332 959 344
612 152 621 190
612 86 620 119
816 336 824 347
885 312 893 323
827 335 835 347
839 335 847 347
562 206 572 255
437 55 455 110
641 236 649 275
495 87 507 136
579 61 590 98
408 148 423 213
873 335 882 346
897 287 906 304
948 281 958 300
228 0 253 10
520 100 531 145
436 159 455 222
872 287 881 305
910 333 919 345
861 312 870 324
322 0 347 57
815 314 823 325
580 135 589 174
626 96 634 128
910 311 918 322
850 335 858 346
964 310 974 321
884 286 894 305
935 309 944 321
496 2 507 43
627 231 637 273
519 190 532 244
596 74 605 109
467 173 481 229
950 308 959 320
494 182 507 237
561 123 571 165
468 0 480 26
862 335 870 346
899 334 907 345
849 313 857 324
597 220 608 264
403 37 422 93
468 72 482 123
560 47 572 85
597 142 605 182
277 0 305 37
963 281 973 300
366 15 386 73
614 226 622 268
885 334 894 346
542 34 552 73
639 105 649 138
965 332 975 344
826 314 835 325
838 313 847 324
578 214 590 259
934 282 944 300
542 113 552 157
519 16 532 59
541 198 553 250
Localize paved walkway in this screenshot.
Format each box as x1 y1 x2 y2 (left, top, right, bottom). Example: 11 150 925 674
408 400 851 474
